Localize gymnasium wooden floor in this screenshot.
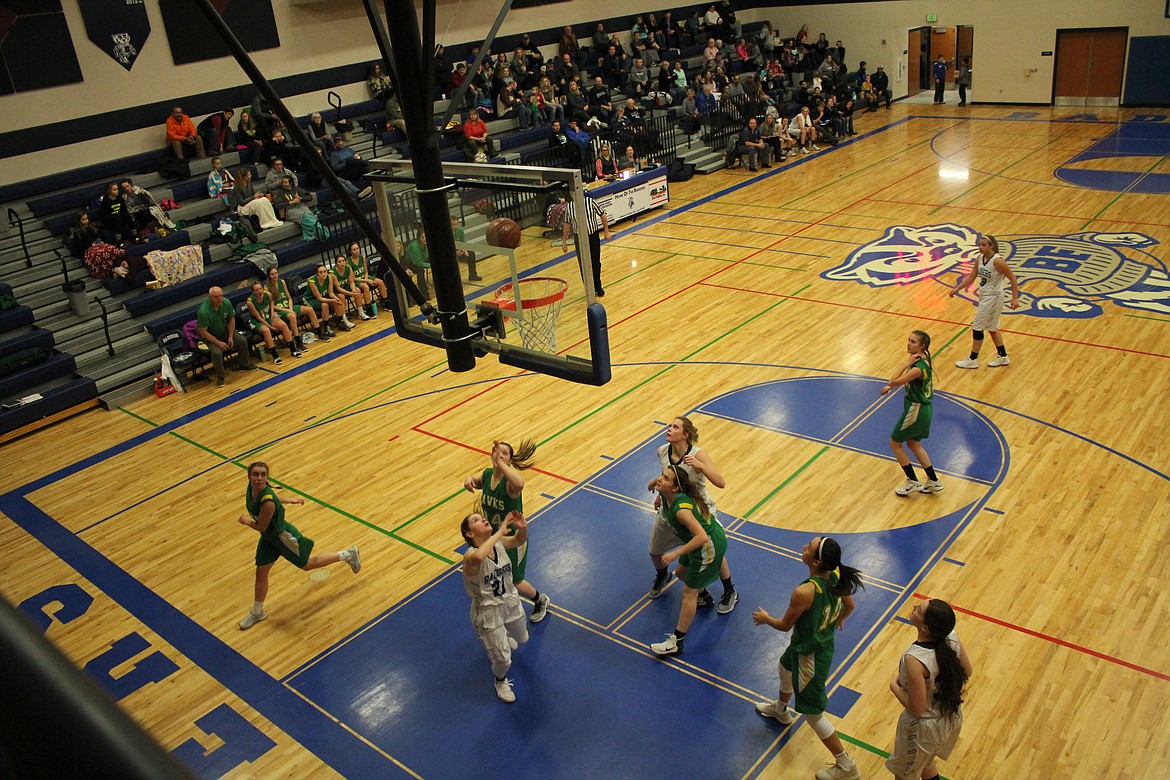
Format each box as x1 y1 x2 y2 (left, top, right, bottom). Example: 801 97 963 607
3 102 1170 779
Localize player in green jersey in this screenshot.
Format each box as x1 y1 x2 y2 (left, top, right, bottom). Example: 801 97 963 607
881 330 942 496
463 439 551 622
347 242 388 318
648 465 729 657
753 536 864 780
237 462 361 630
266 265 329 346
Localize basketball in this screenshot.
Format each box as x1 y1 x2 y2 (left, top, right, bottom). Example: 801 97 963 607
486 217 522 249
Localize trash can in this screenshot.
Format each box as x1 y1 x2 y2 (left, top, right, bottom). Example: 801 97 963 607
62 280 90 317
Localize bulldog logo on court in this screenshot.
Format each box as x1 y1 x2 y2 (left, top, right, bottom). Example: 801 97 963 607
822 224 1170 318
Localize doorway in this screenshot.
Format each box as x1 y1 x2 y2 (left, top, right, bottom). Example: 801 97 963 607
1053 27 1127 106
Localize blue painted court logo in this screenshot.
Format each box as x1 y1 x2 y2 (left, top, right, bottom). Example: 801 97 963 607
822 224 1170 318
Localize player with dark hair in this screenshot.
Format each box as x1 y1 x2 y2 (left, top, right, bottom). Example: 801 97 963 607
753 536 865 780
886 599 973 780
237 462 360 630
648 464 729 656
464 440 551 622
881 330 942 496
461 510 530 702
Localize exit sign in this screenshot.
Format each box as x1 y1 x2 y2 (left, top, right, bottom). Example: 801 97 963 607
926 14 938 22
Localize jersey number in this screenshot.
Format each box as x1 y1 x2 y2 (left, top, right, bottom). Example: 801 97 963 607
817 601 843 633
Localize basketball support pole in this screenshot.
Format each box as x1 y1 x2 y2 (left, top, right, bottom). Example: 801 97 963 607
191 0 479 374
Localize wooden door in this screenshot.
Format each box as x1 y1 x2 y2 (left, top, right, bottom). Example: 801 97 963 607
907 27 927 95
1054 27 1128 106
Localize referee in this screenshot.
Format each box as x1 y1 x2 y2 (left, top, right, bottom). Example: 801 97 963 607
561 192 613 297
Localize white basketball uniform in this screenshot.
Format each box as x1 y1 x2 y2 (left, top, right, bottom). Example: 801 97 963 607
650 443 719 555
464 542 528 677
971 252 1008 332
885 631 965 778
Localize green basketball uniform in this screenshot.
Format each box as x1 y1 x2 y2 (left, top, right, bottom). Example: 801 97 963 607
307 277 328 311
779 572 843 714
273 280 303 316
348 257 367 281
246 485 314 568
481 467 528 581
891 357 933 443
331 265 352 292
248 290 277 330
663 493 726 589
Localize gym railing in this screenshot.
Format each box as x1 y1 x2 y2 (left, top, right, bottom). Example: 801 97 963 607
7 208 32 268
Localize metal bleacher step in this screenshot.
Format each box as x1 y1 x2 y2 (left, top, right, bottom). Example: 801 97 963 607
95 361 158 397
75 334 157 376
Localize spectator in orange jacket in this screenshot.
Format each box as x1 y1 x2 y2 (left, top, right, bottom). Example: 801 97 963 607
166 106 206 160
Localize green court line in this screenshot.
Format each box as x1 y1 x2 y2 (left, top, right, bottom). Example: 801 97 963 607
312 357 450 426
390 488 469 535
929 133 1067 216
1124 313 1170 324
742 445 830 519
119 407 159 428
1080 149 1170 230
117 405 455 563
934 327 970 358
837 731 949 780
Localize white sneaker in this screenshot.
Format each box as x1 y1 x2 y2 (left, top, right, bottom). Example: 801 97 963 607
358 310 372 320
343 545 361 574
987 355 1011 367
920 480 944 494
494 677 515 703
239 609 267 630
895 479 922 496
801 147 809 154
815 762 861 780
812 144 821 150
650 633 682 656
755 699 795 725
342 318 355 328
955 358 979 369
530 592 551 623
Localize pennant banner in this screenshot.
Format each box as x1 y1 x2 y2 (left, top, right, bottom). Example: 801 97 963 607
80 0 151 71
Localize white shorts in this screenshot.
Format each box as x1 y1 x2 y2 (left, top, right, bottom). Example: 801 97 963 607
971 294 1004 332
471 598 527 669
884 709 962 778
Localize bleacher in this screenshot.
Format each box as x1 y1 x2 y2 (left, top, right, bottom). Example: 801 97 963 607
0 8 864 439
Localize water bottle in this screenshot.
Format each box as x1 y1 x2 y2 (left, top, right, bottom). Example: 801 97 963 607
370 301 378 316
258 344 268 362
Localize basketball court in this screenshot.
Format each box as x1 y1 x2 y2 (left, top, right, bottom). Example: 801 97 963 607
3 105 1170 778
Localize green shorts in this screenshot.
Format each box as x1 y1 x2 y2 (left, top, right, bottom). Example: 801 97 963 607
306 298 324 312
506 540 528 583
678 523 726 590
891 400 932 443
255 521 315 568
275 305 305 318
779 643 834 714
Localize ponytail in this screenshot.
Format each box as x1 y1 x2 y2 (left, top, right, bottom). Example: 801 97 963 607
670 465 711 520
911 329 934 383
924 599 967 718
499 438 537 470
814 537 864 597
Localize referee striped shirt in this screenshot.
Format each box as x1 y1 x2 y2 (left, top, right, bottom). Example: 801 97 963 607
564 195 607 236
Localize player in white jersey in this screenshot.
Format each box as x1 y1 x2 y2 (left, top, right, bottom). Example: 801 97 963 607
950 234 1020 369
886 599 973 780
645 416 737 613
461 510 530 702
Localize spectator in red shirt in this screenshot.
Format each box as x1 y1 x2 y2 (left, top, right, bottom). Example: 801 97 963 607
198 108 236 156
166 106 206 160
462 108 496 161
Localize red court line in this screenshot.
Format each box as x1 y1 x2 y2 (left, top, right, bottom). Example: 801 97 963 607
913 593 1169 681
413 376 513 428
699 281 1170 361
867 198 1170 230
412 427 578 485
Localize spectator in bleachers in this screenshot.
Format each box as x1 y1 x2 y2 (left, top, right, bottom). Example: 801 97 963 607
721 0 739 37
403 233 431 301
595 144 619 181
547 120 582 167
565 81 590 124
564 119 593 156
385 92 406 134
120 178 173 233
434 45 451 92
264 158 297 191
628 58 650 101
196 109 235 157
870 64 892 109
307 264 350 332
759 21 776 59
559 25 582 65
329 136 371 181
263 127 303 171
759 113 785 162
766 58 786 92
679 88 701 136
651 61 674 107
235 109 265 161
814 32 829 64
207 156 235 201
590 22 609 52
166 106 206 160
684 11 702 45
466 44 482 65
198 286 256 387
461 109 496 161
619 144 647 171
98 182 137 244
449 62 469 93
250 93 279 137
704 38 719 62
347 242 387 318
817 53 838 82
832 40 846 67
307 112 334 154
552 53 578 89
69 211 101 259
794 104 821 153
270 174 313 226
520 34 542 70
231 168 283 230
449 216 481 282
704 5 722 29
537 76 565 123
586 76 613 124
601 45 626 90
247 281 302 364
368 62 392 104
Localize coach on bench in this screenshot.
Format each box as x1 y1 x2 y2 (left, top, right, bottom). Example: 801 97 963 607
197 286 257 388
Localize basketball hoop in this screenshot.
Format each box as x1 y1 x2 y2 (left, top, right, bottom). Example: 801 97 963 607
490 277 569 352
